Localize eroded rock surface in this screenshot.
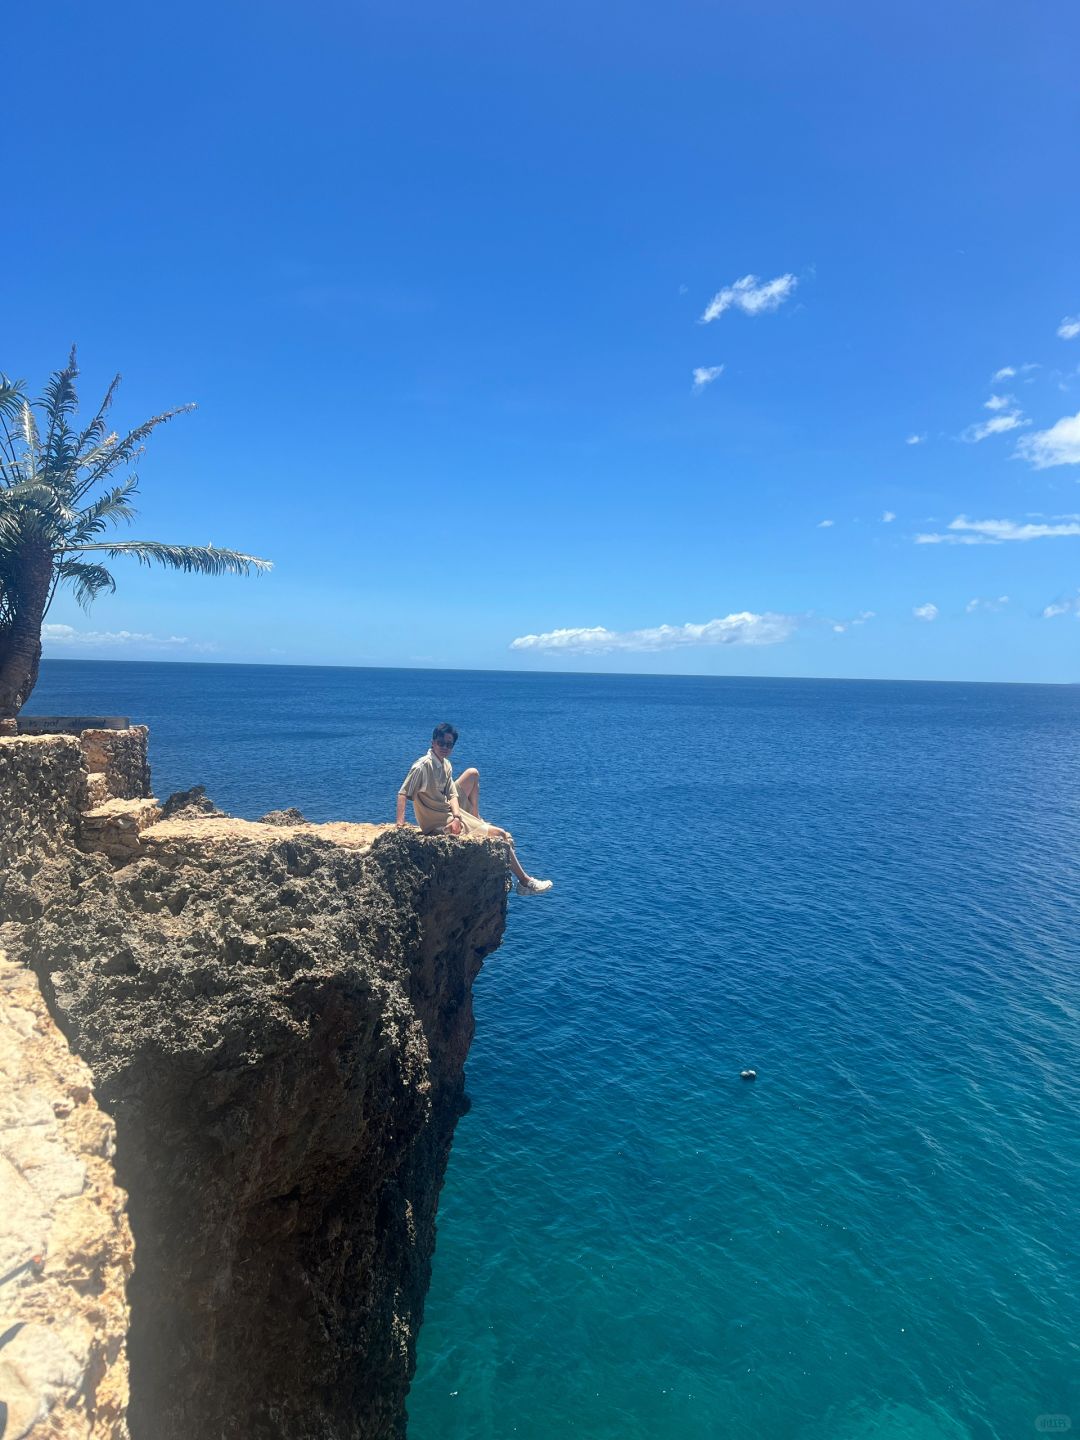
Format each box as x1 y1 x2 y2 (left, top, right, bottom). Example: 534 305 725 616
1 734 511 1439
0 951 133 1439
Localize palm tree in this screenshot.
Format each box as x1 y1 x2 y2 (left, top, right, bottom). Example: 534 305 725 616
0 350 271 717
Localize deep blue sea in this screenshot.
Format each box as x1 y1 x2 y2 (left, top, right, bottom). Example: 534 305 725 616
29 660 1080 1440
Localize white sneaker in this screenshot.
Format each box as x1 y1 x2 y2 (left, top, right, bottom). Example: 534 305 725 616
516 877 553 896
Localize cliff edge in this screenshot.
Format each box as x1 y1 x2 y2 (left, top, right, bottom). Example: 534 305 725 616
0 728 510 1438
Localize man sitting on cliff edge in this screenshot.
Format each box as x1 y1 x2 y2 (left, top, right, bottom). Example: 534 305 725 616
396 722 553 896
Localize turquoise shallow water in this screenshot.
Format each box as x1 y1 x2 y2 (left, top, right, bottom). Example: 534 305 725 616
29 662 1080 1439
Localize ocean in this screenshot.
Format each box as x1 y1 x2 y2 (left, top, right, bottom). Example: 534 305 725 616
28 660 1080 1440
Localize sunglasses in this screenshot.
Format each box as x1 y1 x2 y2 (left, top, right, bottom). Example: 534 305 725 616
434 738 455 749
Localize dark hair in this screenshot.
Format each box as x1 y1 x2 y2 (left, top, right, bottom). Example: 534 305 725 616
432 722 459 744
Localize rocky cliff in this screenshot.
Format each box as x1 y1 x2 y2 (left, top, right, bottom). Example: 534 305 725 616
0 729 510 1438
0 949 133 1440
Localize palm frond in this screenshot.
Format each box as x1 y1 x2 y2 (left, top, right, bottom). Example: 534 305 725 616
70 476 140 541
74 432 121 472
0 479 74 520
72 539 273 577
0 374 25 423
73 403 195 502
0 375 27 484
48 425 83 494
0 504 22 550
40 346 78 421
72 374 121 466
56 558 116 610
0 477 52 504
19 401 40 480
40 346 79 480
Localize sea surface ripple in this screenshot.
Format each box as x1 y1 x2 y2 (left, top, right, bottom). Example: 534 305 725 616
30 663 1080 1440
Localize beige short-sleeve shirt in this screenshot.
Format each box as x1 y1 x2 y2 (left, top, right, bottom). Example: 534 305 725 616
399 749 459 833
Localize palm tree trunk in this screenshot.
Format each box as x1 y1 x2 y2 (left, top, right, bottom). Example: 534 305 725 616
0 543 53 718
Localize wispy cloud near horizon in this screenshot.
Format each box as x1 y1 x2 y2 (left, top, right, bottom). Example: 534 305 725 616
966 595 1010 613
510 612 798 653
916 515 1080 545
700 273 797 323
42 623 215 652
831 610 875 634
913 603 939 622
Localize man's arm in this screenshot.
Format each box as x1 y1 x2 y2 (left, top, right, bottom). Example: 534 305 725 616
397 761 421 826
448 778 462 822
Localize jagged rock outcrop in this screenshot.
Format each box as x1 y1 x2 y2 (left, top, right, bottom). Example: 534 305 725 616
260 806 308 827
1 729 510 1439
0 735 87 880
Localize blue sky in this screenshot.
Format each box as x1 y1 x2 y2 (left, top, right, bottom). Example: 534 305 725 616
7 0 1080 681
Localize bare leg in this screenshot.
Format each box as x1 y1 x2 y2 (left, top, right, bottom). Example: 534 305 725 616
456 767 480 817
487 824 532 884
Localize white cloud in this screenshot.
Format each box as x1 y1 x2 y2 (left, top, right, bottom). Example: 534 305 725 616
965 595 1010 613
691 364 724 391
990 363 1039 383
882 510 896 523
916 514 1080 545
913 603 939 622
1015 408 1080 469
42 623 213 651
832 610 875 634
984 393 1014 411
962 410 1028 443
1043 593 1080 618
1058 316 1080 341
906 433 926 445
817 519 834 528
700 273 797 323
510 612 798 653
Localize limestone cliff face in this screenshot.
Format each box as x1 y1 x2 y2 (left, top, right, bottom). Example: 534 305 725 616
0 951 133 1440
1 731 509 1439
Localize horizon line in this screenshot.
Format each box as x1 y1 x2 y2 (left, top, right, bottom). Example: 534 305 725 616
34 656 1077 689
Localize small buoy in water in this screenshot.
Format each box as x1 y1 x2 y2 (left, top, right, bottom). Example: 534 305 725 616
740 1069 757 1081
